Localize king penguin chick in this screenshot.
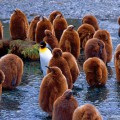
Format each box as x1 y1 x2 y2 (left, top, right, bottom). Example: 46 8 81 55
62 52 80 83
82 15 99 31
59 25 80 59
118 17 120 37
0 70 5 100
72 104 103 120
52 89 78 120
84 38 107 64
0 21 3 40
35 16 54 43
39 66 68 116
49 10 63 24
9 9 29 40
43 29 59 49
114 44 120 82
28 15 40 41
77 23 95 50
47 48 73 89
93 29 113 63
39 41 52 76
0 54 24 90
83 57 108 87
53 14 68 42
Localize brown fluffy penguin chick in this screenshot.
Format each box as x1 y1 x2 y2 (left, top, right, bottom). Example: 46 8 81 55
47 48 73 89
49 10 63 24
0 70 5 97
39 66 68 116
27 15 40 41
59 25 80 59
43 29 59 49
82 15 99 31
72 104 103 120
9 9 29 40
77 23 95 50
118 17 120 25
62 52 80 83
35 16 54 43
53 14 68 41
118 17 120 37
114 44 120 82
0 21 3 40
84 38 107 64
83 57 108 87
93 29 113 63
52 89 78 120
0 54 24 90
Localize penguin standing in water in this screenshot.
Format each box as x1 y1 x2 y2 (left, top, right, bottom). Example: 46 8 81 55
39 41 52 76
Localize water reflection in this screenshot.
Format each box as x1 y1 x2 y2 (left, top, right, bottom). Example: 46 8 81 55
85 87 109 103
0 89 22 111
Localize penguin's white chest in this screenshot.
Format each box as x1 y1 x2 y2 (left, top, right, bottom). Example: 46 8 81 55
39 48 52 76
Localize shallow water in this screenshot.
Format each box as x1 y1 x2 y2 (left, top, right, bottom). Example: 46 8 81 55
0 19 120 120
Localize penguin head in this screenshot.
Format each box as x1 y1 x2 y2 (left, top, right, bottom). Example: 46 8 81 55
40 41 46 48
0 70 5 84
63 89 73 100
34 15 40 21
45 66 62 75
45 30 52 37
55 14 63 19
94 30 109 42
67 25 74 31
52 48 62 57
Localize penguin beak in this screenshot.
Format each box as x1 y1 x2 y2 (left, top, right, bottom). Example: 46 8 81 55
45 66 52 72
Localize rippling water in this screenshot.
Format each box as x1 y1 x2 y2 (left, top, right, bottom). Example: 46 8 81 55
0 19 120 120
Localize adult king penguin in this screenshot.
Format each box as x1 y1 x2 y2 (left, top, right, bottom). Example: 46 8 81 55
39 41 52 76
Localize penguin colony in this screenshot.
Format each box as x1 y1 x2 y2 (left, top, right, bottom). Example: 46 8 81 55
1 8 120 119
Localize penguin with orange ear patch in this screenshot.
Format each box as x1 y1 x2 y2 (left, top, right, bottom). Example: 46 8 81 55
0 54 24 90
82 15 99 31
35 16 54 43
77 23 95 50
53 14 68 41
83 57 108 87
114 44 120 82
93 29 113 63
39 66 68 116
0 70 5 99
10 9 29 40
43 29 59 49
72 104 102 120
62 52 80 83
0 21 3 40
84 38 107 64
28 15 40 41
49 10 63 24
48 48 73 89
52 89 78 120
59 25 80 59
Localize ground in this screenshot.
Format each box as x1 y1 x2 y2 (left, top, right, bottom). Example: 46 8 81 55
0 0 120 22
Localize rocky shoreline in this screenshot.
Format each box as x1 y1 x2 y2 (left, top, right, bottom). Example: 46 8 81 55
0 0 120 23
